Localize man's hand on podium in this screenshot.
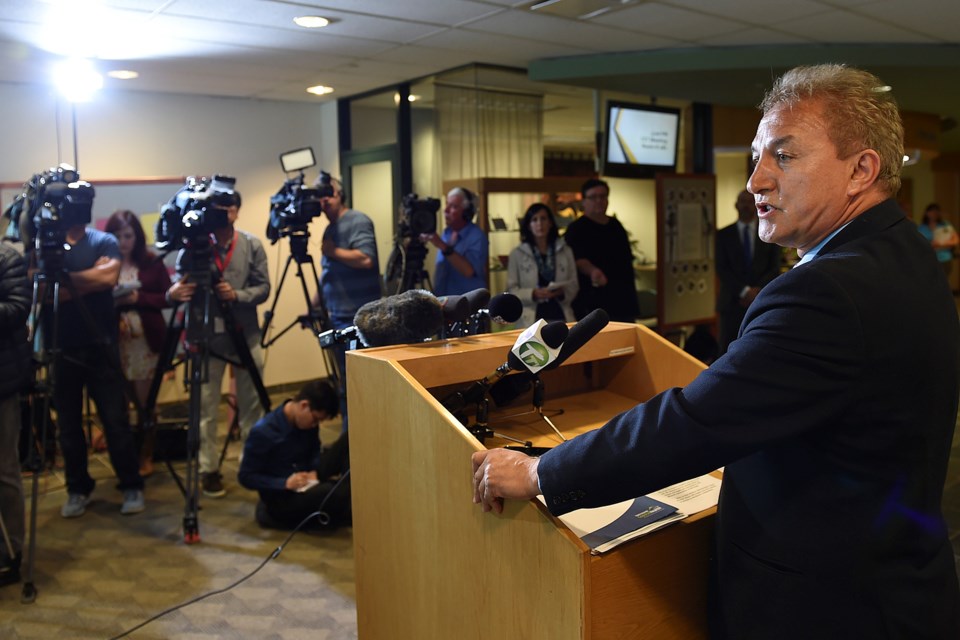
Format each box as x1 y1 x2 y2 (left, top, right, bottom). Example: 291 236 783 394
471 449 541 514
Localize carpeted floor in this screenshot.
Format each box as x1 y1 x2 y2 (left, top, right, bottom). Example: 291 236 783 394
1 396 357 640
4 389 960 640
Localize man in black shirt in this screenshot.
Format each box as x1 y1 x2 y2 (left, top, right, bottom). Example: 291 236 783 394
563 179 639 322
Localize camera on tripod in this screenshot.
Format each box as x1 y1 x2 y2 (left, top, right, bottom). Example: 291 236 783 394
383 193 440 295
398 193 439 240
4 164 95 271
155 175 237 252
266 147 325 245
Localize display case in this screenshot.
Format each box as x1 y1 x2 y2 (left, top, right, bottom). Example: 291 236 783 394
442 177 586 293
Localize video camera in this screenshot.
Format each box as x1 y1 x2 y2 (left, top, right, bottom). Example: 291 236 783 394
155 174 237 252
397 193 439 240
266 147 325 244
2 164 95 271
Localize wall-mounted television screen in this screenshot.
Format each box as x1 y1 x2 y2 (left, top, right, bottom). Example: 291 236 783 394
602 101 680 179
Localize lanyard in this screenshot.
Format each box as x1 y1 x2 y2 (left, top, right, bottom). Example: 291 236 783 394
212 231 238 274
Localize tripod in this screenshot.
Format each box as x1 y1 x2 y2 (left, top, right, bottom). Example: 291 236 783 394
21 258 140 602
468 398 532 448
384 237 431 295
144 242 271 544
497 375 566 443
260 228 340 386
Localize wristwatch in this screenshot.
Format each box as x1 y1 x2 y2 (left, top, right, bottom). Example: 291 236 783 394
442 245 455 257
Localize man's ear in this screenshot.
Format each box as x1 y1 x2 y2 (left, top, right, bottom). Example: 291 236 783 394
847 149 882 196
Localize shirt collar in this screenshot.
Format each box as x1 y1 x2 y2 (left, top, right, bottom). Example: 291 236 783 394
794 222 850 268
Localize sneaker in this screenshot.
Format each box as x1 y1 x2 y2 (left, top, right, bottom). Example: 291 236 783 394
61 493 91 518
0 553 21 588
202 472 226 498
120 489 145 515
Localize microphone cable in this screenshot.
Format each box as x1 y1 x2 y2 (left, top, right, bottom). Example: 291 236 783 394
108 469 351 640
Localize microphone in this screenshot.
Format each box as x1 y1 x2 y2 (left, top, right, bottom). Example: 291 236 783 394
486 292 523 325
353 289 444 347
440 320 567 414
441 288 491 337
509 318 568 374
437 294 470 324
463 288 491 315
540 308 610 372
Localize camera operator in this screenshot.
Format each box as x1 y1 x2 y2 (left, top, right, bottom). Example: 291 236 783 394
313 174 380 433
420 187 488 296
34 209 145 518
166 189 270 498
0 241 30 588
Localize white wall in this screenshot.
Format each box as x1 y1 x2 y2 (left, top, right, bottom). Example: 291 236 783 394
0 82 340 389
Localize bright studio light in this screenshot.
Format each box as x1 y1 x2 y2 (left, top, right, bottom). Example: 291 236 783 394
53 58 103 102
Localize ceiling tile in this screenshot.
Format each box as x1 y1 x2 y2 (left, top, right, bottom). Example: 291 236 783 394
589 3 750 42
663 0 832 23
464 9 682 50
777 12 939 43
258 0 507 25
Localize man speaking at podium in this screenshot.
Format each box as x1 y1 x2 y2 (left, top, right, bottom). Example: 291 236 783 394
472 64 959 639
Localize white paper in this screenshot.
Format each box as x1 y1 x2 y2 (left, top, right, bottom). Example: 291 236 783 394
538 473 722 554
647 474 722 515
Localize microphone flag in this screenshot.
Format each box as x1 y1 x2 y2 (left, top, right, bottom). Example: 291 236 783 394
510 319 561 374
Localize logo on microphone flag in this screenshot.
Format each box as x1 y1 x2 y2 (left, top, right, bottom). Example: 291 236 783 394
510 319 561 374
517 341 549 368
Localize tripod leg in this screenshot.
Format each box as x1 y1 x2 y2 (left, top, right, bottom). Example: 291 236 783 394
532 378 566 442
183 347 203 544
216 393 241 470
259 253 295 349
21 275 61 603
302 259 340 387
144 304 184 424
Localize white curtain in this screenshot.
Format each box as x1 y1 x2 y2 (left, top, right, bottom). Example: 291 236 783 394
436 84 543 180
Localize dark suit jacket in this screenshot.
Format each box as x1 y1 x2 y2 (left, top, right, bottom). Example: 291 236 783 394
539 199 960 639
715 221 782 312
715 221 782 353
115 256 171 354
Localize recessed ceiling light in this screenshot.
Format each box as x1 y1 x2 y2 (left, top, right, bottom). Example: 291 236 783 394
393 93 421 104
307 85 335 96
294 15 330 28
107 70 139 80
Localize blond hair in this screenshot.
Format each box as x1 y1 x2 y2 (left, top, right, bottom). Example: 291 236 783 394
760 64 904 196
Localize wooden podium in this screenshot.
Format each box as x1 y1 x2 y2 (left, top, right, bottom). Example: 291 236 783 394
348 323 715 640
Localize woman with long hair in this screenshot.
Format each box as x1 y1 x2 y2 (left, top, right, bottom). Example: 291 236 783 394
105 210 171 476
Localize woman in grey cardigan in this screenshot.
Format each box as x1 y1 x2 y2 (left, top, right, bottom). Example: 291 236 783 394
506 203 578 326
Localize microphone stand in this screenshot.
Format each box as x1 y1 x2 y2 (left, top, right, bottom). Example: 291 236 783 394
468 398 531 448
497 375 566 441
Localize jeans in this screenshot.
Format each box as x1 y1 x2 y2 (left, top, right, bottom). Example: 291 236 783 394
54 344 143 495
